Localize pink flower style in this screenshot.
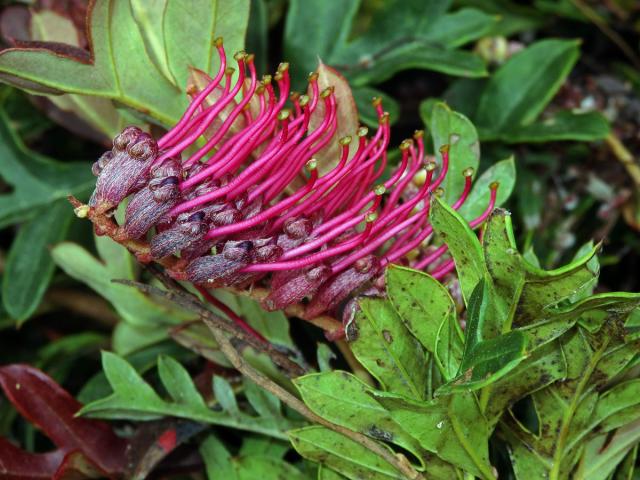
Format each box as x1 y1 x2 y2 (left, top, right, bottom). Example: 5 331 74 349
89 38 498 328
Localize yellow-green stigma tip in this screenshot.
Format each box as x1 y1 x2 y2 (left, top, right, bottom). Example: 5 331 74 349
277 109 291 121
320 86 334 98
74 205 90 218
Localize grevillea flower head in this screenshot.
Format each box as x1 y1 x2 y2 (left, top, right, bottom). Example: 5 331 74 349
89 38 498 325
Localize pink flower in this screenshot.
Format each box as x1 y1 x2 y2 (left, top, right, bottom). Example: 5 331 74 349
89 38 498 318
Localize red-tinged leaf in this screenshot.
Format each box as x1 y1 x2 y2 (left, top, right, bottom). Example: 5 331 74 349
308 61 360 174
128 419 206 480
0 437 64 480
53 451 107 480
0 5 30 44
0 364 127 475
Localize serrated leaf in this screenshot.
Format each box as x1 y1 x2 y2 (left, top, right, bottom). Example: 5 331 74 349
426 102 481 205
438 281 528 393
385 265 457 354
79 352 296 439
349 297 427 400
158 355 206 408
294 371 423 462
289 426 404 480
516 243 601 326
574 419 640 480
484 340 567 426
429 195 486 303
458 158 516 220
374 391 493 478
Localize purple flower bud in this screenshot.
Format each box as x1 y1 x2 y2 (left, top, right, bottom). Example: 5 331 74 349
264 264 331 311
90 128 159 212
150 211 208 258
186 240 253 285
306 255 380 317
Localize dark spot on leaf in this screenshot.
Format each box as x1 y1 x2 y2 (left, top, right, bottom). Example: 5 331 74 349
382 330 393 343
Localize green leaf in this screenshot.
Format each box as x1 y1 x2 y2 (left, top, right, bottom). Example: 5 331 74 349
349 297 427 400
429 195 486 304
246 0 268 75
481 208 525 311
244 378 281 419
434 306 464 380
438 281 528 393
201 434 305 480
385 265 457 354
285 0 487 89
51 238 189 327
421 8 499 48
591 380 640 433
426 102 481 205
457 157 516 220
574 419 640 480
0 0 250 125
3 200 73 322
497 110 610 143
294 371 423 461
79 352 297 439
516 243 601 326
483 340 567 426
348 42 488 85
158 355 206 408
375 391 493 479
289 426 404 480
0 109 93 227
283 0 360 86
475 39 581 134
352 86 400 127
213 290 295 349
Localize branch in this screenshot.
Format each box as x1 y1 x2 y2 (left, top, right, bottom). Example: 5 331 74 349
113 278 306 377
201 317 425 480
69 195 343 337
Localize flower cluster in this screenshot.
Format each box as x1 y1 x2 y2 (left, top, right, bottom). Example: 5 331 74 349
89 39 497 321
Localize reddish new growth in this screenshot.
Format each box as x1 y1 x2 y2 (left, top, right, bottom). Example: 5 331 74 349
88 38 497 328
